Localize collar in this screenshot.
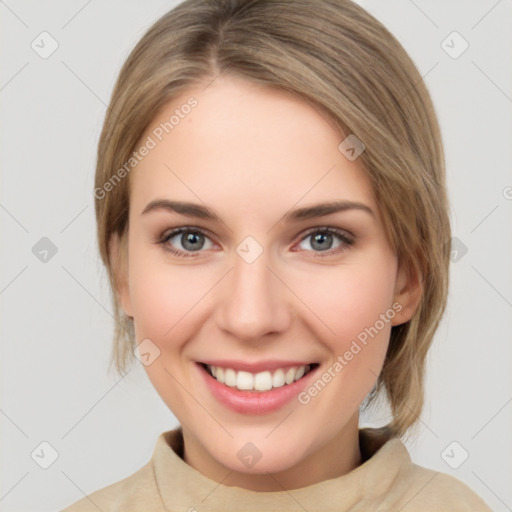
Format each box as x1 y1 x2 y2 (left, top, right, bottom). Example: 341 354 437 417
152 426 411 511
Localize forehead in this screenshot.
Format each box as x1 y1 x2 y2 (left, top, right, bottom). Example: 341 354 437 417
130 74 376 220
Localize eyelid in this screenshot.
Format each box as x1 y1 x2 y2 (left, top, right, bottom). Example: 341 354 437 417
292 226 354 257
156 225 354 257
298 226 354 243
158 225 215 242
155 226 217 256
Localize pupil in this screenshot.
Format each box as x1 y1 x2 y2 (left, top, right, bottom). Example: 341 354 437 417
179 232 334 252
312 233 332 251
182 232 203 251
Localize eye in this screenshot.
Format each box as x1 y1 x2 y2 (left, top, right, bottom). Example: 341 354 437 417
296 227 354 256
156 227 215 257
156 226 354 258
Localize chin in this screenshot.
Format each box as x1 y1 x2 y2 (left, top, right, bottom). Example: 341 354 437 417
212 429 316 475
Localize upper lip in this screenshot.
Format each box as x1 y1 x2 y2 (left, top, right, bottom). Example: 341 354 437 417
199 359 317 373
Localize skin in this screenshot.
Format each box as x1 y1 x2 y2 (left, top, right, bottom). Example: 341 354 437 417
110 73 421 491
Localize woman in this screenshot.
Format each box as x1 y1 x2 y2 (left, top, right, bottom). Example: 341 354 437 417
62 0 491 509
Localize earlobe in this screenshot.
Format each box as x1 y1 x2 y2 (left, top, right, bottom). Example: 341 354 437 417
391 264 423 326
109 232 133 318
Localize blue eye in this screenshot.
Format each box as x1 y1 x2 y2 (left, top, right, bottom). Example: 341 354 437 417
156 226 354 258
157 228 214 257
297 228 354 255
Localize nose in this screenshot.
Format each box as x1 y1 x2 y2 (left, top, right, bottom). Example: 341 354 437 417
214 249 292 343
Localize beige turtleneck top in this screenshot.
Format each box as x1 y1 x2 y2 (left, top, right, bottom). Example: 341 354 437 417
60 427 492 511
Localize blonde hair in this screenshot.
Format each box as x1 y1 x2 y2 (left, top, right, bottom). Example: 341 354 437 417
94 0 450 437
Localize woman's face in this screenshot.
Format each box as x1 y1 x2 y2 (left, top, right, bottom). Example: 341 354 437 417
114 74 416 489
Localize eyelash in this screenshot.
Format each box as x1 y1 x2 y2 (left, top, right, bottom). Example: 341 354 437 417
154 226 354 258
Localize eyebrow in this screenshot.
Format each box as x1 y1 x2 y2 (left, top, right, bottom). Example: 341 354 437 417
141 199 374 222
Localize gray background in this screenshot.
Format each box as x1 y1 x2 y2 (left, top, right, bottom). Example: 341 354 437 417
0 1 511 510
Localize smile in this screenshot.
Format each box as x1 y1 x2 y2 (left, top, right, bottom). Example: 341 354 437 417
205 363 317 392
197 360 320 414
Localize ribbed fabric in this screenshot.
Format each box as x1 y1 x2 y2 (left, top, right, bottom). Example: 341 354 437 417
61 427 491 511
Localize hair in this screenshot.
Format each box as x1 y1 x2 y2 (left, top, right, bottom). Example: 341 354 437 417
94 0 451 437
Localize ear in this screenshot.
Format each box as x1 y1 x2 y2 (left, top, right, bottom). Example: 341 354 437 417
109 232 133 318
391 262 423 326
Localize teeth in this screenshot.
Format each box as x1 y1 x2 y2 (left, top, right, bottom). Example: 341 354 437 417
295 365 306 380
254 371 272 391
224 368 237 387
285 367 296 385
206 364 313 392
237 371 254 390
272 369 285 388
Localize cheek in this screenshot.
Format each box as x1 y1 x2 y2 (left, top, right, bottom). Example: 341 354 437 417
127 240 212 342
299 259 396 337
295 267 396 416
292 257 397 396
126 246 212 409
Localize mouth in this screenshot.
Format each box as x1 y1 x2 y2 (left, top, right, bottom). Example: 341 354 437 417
199 362 320 392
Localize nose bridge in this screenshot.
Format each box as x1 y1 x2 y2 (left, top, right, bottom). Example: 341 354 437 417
216 244 290 341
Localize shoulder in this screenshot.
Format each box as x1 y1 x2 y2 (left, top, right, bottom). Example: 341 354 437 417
359 428 492 511
60 459 163 512
396 462 492 511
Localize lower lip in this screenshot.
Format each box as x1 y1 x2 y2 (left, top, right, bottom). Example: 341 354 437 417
197 363 318 415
